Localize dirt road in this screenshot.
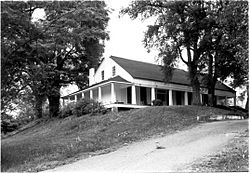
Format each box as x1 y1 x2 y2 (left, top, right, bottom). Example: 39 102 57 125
44 120 248 172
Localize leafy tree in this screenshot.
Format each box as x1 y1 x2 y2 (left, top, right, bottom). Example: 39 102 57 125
121 0 248 106
200 1 248 106
30 1 110 117
121 1 209 105
1 1 110 118
1 1 43 115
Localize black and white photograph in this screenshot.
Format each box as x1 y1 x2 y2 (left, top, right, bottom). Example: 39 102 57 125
1 0 248 172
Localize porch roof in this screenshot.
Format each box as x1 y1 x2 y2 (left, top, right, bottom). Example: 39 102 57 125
61 76 131 98
110 56 235 93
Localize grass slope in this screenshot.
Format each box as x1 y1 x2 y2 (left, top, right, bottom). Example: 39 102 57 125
1 106 237 172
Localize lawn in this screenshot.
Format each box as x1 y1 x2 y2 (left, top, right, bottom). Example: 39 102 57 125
1 106 241 172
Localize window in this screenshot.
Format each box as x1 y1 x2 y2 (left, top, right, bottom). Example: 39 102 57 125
112 66 116 76
101 70 104 80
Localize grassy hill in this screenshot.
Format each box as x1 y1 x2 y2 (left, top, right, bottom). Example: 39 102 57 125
1 106 241 172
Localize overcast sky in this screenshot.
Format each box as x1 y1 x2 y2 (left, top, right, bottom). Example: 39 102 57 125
104 0 159 64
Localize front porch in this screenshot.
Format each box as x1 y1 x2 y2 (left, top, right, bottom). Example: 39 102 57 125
62 81 236 110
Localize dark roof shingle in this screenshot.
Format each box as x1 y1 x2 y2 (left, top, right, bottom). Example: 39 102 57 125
111 56 235 92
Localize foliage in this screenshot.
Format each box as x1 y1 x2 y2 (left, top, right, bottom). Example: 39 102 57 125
199 1 248 106
59 102 76 118
121 1 248 106
73 99 106 117
1 121 19 135
1 114 20 135
60 99 106 118
1 1 110 118
34 1 110 117
152 99 163 106
1 1 42 115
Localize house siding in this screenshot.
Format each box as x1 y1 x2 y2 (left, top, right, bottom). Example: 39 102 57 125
62 57 236 108
93 57 133 85
101 85 111 105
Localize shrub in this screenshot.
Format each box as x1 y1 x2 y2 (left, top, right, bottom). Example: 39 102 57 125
73 99 106 117
152 99 163 106
1 120 19 134
60 99 107 118
60 102 76 118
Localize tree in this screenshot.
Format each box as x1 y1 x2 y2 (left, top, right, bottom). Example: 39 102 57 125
121 1 210 105
121 0 248 106
1 1 43 116
200 1 248 106
30 1 110 117
1 1 110 118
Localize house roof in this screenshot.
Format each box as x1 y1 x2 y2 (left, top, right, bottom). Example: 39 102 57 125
110 56 235 93
61 76 131 98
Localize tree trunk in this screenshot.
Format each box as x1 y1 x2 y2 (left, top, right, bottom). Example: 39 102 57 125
207 80 217 107
207 54 214 106
207 53 219 107
189 63 201 105
208 87 216 106
48 86 61 117
191 81 201 105
35 95 43 118
48 95 60 117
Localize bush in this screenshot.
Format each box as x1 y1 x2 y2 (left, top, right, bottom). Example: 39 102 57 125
60 102 76 118
60 99 107 118
1 120 19 135
73 99 106 117
152 99 163 106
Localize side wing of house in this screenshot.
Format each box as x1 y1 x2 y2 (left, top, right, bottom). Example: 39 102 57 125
61 57 136 107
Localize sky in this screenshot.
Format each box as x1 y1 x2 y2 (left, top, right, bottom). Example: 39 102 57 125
103 0 159 64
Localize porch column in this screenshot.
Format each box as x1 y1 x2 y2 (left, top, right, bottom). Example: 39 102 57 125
90 90 93 99
200 94 203 104
132 85 136 104
98 87 102 101
184 91 188 105
151 87 155 105
62 99 65 106
82 92 85 99
225 96 228 106
75 95 77 102
169 89 173 106
111 83 116 103
68 97 70 103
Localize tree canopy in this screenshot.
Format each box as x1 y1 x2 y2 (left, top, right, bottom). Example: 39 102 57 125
121 0 248 106
1 1 43 114
1 1 110 117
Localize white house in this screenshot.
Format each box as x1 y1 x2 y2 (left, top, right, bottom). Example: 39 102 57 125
61 56 236 110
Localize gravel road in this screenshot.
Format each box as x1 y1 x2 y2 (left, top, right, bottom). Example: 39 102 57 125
44 119 248 172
